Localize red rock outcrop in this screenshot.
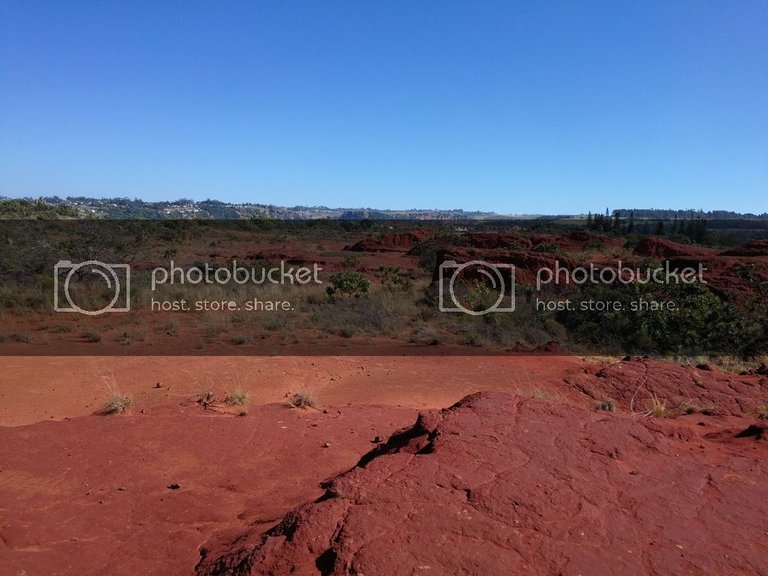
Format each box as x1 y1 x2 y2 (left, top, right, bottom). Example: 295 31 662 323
463 232 532 250
198 391 768 576
345 231 429 252
531 231 623 251
633 237 717 259
432 248 574 286
721 239 768 257
565 357 768 416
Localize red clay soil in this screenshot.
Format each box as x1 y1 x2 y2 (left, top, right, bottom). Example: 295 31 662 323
0 402 417 576
0 355 583 426
198 391 768 576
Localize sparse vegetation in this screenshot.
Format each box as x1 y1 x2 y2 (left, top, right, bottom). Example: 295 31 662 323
409 325 440 345
100 373 132 415
0 333 29 343
103 391 133 414
0 217 765 357
117 330 145 345
593 399 616 412
680 399 701 414
155 320 179 336
288 389 317 409
757 404 768 420
196 389 216 408
376 265 412 291
226 388 249 406
647 394 668 418
83 330 101 343
326 270 370 299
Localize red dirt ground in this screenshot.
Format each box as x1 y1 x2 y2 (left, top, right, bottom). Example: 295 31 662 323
2 356 767 575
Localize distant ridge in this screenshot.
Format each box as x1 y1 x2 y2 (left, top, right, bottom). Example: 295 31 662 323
1 196 509 220
1 196 766 220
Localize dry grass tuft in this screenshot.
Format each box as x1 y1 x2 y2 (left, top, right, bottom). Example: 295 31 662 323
288 389 317 409
196 389 216 408
647 394 668 418
593 399 616 412
99 373 132 415
103 392 133 414
226 388 249 406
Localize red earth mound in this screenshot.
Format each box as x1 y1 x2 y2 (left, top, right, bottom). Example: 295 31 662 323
463 232 531 250
633 237 717 259
197 391 768 576
531 231 623 252
565 357 768 417
345 231 428 252
432 248 574 285
630 237 768 304
721 239 768 257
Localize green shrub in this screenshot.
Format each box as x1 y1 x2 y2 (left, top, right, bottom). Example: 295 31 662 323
326 270 370 299
375 265 412 291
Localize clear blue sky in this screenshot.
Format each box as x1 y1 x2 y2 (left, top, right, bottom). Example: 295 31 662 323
1 1 766 214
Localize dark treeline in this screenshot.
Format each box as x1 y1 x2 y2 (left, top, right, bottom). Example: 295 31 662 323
587 209 708 242
614 208 768 220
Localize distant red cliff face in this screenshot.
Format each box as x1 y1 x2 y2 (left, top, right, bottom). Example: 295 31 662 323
720 239 768 257
633 236 718 259
631 236 768 303
345 231 430 252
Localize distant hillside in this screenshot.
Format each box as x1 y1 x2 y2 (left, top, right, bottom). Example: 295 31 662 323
0 196 504 220
2 197 766 221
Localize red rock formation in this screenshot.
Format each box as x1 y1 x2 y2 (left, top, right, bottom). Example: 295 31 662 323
345 231 429 252
463 232 532 249
721 239 768 257
432 248 574 286
633 237 717 259
198 391 768 576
